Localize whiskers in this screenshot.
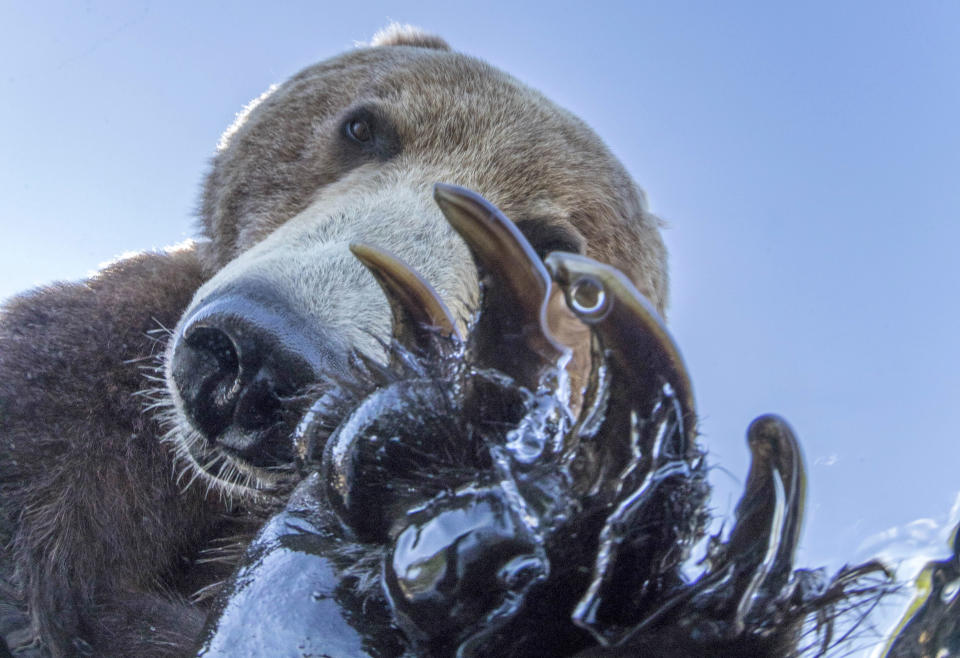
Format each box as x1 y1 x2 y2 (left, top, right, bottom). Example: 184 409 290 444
131 322 289 507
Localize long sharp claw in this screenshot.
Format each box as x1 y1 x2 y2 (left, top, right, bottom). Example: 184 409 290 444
544 251 696 436
547 252 704 643
433 183 567 387
725 414 807 633
601 415 807 644
350 243 461 353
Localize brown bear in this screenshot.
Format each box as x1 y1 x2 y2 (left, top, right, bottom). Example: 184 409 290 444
0 25 667 656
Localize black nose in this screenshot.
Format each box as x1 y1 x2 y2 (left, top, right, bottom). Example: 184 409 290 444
170 293 346 465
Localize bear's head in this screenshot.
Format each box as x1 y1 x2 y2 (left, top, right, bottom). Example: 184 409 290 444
163 25 667 500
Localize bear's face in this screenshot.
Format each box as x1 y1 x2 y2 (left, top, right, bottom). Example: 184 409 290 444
163 35 667 500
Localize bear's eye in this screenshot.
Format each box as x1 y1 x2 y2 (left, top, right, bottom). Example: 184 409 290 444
514 218 586 260
345 118 373 144
336 106 401 161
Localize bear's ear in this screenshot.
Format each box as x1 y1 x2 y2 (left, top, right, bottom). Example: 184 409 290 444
369 23 450 51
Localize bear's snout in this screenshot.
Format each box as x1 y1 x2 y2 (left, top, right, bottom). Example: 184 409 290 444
170 289 349 466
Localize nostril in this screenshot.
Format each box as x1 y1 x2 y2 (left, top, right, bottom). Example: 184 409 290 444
186 326 240 375
173 325 243 443
170 291 347 467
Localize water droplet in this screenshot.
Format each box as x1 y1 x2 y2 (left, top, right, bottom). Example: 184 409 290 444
569 276 607 317
942 577 960 604
506 428 545 464
498 554 547 590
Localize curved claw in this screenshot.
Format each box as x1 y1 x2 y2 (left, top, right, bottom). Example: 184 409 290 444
434 183 567 388
723 414 807 633
350 243 461 352
547 253 704 644
544 252 695 436
604 415 807 646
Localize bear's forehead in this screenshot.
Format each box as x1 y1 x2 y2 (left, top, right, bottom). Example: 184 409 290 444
293 47 517 93
280 46 570 131
237 46 618 195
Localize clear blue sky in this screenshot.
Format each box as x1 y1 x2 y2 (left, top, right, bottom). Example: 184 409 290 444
2 1 958 650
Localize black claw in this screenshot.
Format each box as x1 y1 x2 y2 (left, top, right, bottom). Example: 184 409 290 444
737 415 806 600
704 414 808 636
